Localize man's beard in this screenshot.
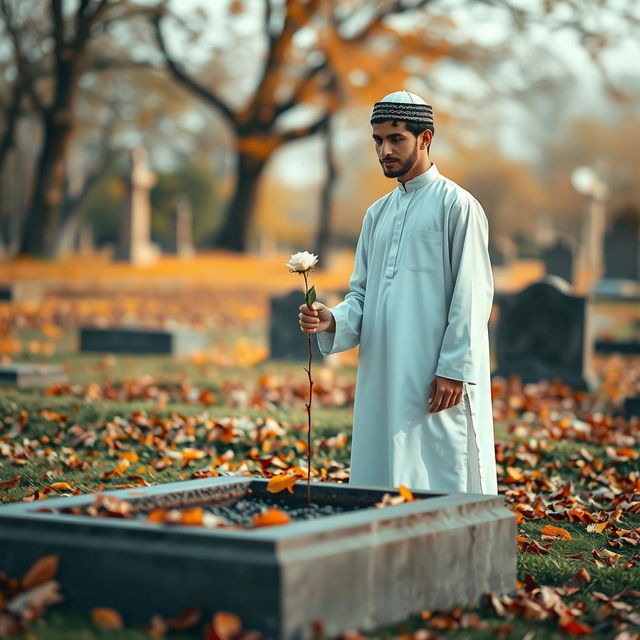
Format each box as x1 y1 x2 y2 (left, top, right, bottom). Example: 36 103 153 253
380 141 418 178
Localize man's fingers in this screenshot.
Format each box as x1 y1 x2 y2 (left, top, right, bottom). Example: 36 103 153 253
299 304 318 317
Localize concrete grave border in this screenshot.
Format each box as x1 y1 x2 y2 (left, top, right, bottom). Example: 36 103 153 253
0 477 516 639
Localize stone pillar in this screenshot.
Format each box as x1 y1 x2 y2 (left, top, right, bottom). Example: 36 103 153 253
167 195 194 258
116 148 159 265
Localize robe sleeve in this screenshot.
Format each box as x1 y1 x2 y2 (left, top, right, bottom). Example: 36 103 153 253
435 194 494 385
317 212 370 356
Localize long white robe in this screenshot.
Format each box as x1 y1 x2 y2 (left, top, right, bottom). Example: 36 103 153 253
318 163 498 495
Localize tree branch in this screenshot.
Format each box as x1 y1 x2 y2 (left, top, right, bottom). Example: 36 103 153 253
152 12 235 125
282 112 331 143
0 0 47 113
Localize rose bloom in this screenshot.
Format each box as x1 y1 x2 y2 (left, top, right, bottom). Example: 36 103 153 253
286 251 318 273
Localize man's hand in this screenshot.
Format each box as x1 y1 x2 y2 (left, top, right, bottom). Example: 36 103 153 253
298 302 335 334
428 376 464 413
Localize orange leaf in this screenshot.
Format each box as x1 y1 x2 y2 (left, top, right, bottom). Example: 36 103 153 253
252 507 291 528
398 484 415 502
586 521 608 533
49 482 74 492
22 555 59 590
558 618 592 636
266 474 300 494
212 612 242 640
92 607 124 629
182 508 204 526
0 474 20 489
148 509 167 523
541 524 572 540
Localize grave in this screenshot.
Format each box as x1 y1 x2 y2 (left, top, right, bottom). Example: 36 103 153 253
166 195 195 258
269 291 324 361
0 477 516 639
79 327 205 356
624 397 640 421
116 147 160 265
543 238 574 285
493 276 595 390
0 364 68 388
603 206 640 281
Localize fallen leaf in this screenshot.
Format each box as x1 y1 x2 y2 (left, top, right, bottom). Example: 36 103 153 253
252 508 291 528
212 611 242 640
91 607 124 629
0 475 20 490
266 474 300 494
21 556 58 590
398 484 415 502
541 524 572 541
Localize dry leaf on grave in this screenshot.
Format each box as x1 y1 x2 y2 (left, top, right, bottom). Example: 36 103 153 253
91 607 124 629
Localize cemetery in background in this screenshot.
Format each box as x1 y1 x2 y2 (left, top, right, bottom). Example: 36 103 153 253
1 0 639 638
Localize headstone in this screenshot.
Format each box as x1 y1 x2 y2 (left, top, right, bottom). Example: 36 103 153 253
603 207 640 281
0 477 516 639
166 195 194 258
0 363 68 388
624 396 640 420
493 276 594 389
543 238 575 285
269 291 324 361
77 222 95 257
79 327 205 356
116 147 160 265
0 282 45 303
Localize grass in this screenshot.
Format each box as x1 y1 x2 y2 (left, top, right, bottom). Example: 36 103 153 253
1 324 639 638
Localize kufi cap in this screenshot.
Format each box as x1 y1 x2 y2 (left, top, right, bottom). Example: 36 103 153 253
370 90 434 129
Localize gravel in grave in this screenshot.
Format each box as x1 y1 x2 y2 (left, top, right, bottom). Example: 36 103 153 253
204 495 363 526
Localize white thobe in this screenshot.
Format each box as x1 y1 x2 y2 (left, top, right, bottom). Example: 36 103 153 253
318 163 498 495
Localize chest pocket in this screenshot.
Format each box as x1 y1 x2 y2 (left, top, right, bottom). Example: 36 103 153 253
404 230 443 273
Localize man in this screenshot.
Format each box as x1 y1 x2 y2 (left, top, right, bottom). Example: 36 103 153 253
299 90 497 494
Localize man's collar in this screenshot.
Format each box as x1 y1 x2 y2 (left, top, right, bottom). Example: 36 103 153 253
397 163 440 193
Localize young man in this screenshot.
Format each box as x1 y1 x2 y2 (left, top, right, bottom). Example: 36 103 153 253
299 90 497 494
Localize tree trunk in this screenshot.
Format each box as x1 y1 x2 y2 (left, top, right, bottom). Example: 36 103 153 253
18 110 72 257
314 115 336 266
215 152 267 252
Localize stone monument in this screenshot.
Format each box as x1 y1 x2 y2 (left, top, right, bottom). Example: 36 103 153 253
543 237 575 285
493 276 595 389
166 194 194 258
603 206 640 281
116 147 159 265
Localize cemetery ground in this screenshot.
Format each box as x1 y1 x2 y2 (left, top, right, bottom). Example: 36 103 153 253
1 257 639 639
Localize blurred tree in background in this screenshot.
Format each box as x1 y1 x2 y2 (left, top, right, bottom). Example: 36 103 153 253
0 0 638 257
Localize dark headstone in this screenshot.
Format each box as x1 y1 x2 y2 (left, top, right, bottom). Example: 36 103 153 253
489 243 506 267
269 291 324 361
0 477 516 639
0 364 68 388
79 327 205 356
624 397 640 420
595 340 640 355
604 207 640 281
543 239 574 284
493 276 594 389
166 195 194 258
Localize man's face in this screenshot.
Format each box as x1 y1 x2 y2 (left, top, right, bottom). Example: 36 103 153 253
372 120 419 178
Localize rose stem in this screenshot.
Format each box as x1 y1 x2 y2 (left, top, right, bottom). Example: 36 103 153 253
303 270 313 505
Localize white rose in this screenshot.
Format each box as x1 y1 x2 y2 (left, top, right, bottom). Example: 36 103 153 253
286 251 318 273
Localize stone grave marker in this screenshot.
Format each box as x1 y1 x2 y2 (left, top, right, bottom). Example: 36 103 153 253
0 363 68 388
166 195 194 258
116 147 160 265
79 327 205 356
543 238 575 285
269 290 324 361
493 276 595 389
604 207 640 281
624 397 640 420
0 477 516 639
